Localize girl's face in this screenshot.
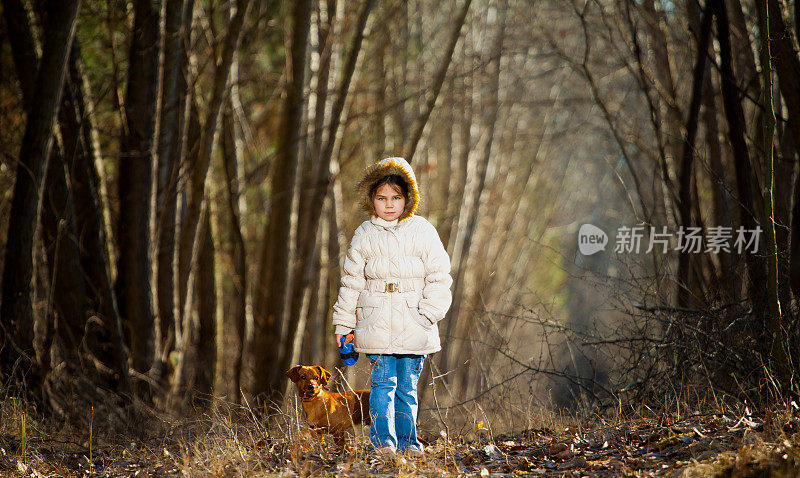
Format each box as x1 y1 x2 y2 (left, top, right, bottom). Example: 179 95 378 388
372 183 406 221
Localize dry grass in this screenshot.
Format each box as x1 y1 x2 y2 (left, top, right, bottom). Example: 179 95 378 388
3 394 800 477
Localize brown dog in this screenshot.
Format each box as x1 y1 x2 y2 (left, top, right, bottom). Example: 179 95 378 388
286 365 370 446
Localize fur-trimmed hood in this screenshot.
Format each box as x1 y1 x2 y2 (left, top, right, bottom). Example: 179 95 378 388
356 157 420 223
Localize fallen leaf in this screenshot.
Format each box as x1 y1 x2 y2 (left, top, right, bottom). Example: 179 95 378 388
484 443 504 459
549 442 569 455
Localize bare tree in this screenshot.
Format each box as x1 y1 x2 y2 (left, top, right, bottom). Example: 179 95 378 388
170 0 250 407
283 0 375 392
712 0 767 318
176 0 251 325
676 3 713 307
441 0 506 378
403 0 472 162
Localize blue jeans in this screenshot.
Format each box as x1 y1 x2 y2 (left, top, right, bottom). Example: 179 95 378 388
367 354 425 451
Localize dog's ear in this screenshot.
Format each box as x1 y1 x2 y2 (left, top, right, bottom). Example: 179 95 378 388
286 365 303 382
314 366 332 386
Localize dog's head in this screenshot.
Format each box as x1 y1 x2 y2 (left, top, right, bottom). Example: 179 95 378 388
285 365 332 400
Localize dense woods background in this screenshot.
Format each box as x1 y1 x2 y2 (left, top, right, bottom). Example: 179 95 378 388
1 0 800 433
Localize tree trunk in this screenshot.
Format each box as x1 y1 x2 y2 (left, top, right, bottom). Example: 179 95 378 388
766 0 800 150
40 145 88 370
441 35 473 252
307 197 332 366
756 0 788 385
440 2 505 378
403 0 472 162
252 0 312 401
327 190 344 368
425 35 472 391
283 0 374 393
306 0 336 190
712 0 768 319
676 3 713 307
7 1 90 375
639 0 684 179
765 0 800 302
176 0 251 330
221 101 247 403
299 0 336 368
620 1 675 232
195 208 217 402
791 150 800 304
62 44 133 396
1 0 81 387
774 104 794 328
154 0 192 386
729 0 762 123
688 0 738 301
117 0 161 392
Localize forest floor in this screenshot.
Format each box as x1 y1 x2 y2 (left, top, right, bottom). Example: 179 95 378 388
3 405 800 477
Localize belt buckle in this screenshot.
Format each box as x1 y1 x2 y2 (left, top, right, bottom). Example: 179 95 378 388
385 282 399 293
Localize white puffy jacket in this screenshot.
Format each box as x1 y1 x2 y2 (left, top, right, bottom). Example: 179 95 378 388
332 157 453 355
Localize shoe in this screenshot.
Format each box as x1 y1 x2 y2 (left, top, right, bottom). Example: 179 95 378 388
375 445 396 456
404 447 424 458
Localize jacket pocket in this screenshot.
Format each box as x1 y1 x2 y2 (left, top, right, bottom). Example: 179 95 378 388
356 293 383 326
405 296 432 329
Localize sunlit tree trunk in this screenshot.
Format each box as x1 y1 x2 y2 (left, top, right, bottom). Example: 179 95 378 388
403 0 471 162
328 154 346 370
299 0 335 368
441 1 504 380
440 33 472 252
426 34 472 391
374 18 388 158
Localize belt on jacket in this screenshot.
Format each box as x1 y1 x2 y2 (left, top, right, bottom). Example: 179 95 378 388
365 278 424 293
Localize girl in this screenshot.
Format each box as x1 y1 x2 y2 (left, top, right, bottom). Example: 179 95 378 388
332 157 453 457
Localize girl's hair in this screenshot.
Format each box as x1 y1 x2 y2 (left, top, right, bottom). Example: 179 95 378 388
369 174 409 201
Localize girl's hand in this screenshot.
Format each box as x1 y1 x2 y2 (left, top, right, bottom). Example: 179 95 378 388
336 332 354 347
